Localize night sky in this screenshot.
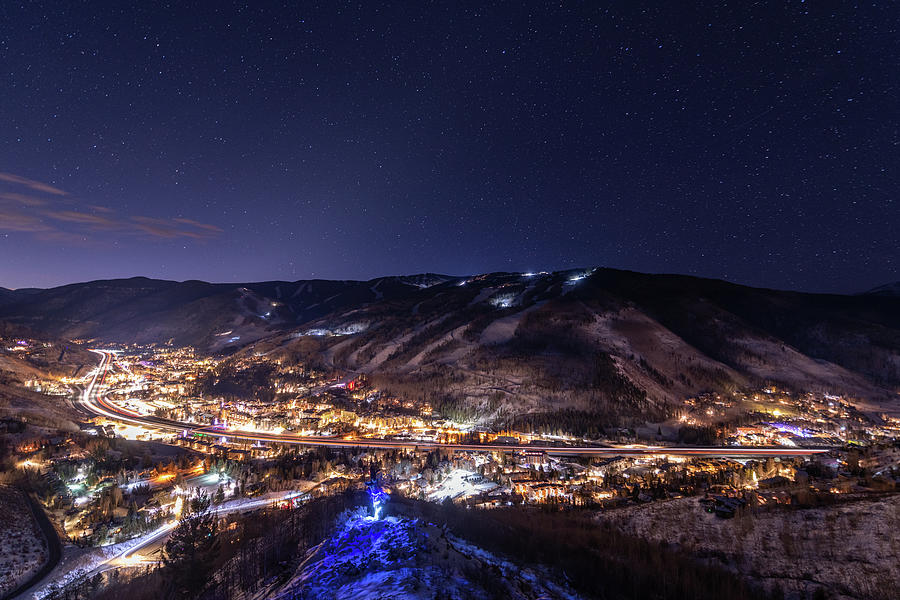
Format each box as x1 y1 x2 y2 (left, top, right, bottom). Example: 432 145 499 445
1 2 897 292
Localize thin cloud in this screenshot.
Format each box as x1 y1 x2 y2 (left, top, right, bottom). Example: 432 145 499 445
0 171 223 242
33 229 94 244
0 192 49 207
0 207 53 232
0 172 67 196
131 216 220 239
173 217 224 233
130 217 185 238
44 209 122 229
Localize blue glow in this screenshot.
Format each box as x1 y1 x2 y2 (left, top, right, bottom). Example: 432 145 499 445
769 422 812 437
367 483 388 520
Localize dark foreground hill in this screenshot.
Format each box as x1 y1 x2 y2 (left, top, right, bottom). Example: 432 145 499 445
53 492 771 600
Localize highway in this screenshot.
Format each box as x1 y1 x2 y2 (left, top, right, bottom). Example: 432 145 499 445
81 350 829 458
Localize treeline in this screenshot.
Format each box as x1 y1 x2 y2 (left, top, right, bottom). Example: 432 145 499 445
388 497 777 600
502 409 615 438
192 363 277 401
368 368 468 408
370 351 663 430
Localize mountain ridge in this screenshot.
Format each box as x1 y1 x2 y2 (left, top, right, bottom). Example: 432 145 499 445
0 273 454 350
864 281 900 297
2 268 898 420
244 268 900 422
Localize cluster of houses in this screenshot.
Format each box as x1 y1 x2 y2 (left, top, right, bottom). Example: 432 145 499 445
172 435 267 461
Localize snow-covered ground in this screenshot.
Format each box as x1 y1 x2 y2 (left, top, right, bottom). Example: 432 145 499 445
27 534 149 599
273 508 581 600
0 487 48 598
426 468 497 502
478 301 546 346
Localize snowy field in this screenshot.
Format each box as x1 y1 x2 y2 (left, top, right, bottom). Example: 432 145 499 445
426 468 497 502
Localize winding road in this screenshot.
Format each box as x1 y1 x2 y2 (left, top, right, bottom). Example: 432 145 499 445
81 350 828 458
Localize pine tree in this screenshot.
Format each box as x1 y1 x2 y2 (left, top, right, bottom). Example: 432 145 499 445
163 493 219 597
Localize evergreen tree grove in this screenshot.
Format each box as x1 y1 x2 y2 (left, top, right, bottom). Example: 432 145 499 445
163 493 220 597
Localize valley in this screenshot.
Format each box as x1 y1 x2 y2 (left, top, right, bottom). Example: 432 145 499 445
2 268 899 600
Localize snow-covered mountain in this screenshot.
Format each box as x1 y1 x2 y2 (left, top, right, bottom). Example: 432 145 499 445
248 268 900 422
0 275 450 349
4 268 900 422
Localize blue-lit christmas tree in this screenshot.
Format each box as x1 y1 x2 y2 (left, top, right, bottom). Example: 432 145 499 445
366 480 388 519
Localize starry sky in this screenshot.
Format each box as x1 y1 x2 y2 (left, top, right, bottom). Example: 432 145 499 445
1 2 897 292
